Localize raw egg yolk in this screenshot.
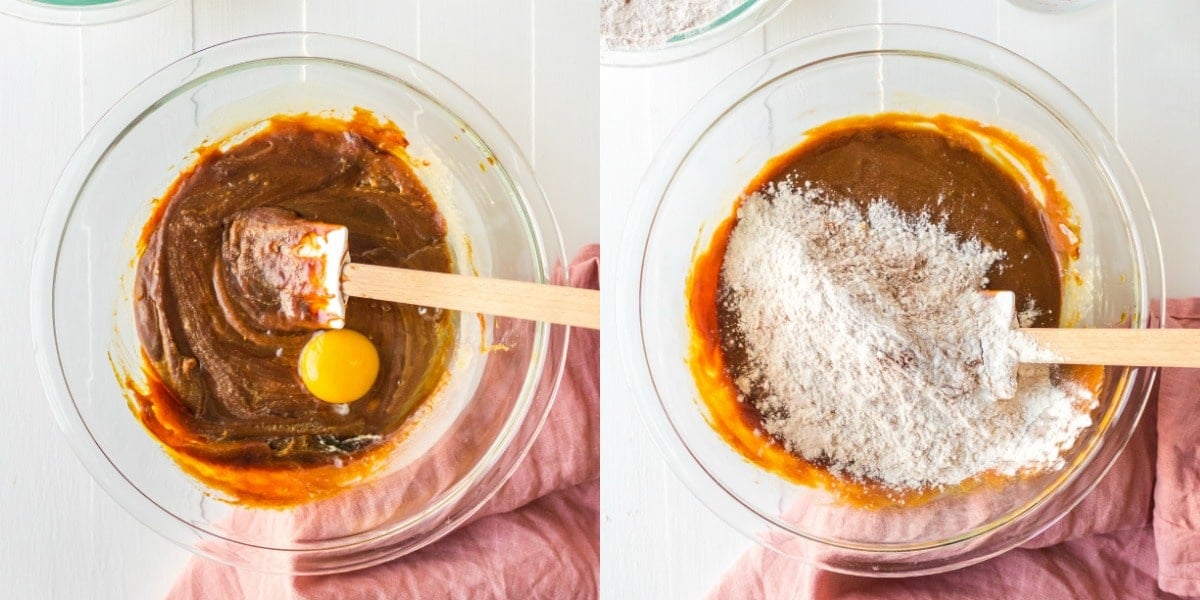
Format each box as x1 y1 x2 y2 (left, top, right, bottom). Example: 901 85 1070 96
298 329 380 403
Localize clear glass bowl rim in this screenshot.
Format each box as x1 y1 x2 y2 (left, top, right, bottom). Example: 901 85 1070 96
30 31 570 569
615 23 1165 576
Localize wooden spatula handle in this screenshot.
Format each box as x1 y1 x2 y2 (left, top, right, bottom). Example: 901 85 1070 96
343 262 600 330
1020 328 1200 368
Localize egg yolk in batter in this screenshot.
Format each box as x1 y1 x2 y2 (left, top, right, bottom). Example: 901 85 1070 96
298 329 381 403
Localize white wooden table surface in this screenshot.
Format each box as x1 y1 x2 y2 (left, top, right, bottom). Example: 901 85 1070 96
600 1 1200 598
0 1 596 597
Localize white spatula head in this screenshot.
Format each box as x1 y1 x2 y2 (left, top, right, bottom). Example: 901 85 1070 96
221 207 349 331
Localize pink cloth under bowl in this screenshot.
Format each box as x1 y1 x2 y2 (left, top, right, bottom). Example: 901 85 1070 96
712 298 1200 600
168 245 600 600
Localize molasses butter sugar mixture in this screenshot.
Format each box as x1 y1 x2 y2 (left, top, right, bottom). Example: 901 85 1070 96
690 113 1101 501
130 111 458 507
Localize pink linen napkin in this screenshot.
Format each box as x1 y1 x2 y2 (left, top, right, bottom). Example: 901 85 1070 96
169 244 600 600
712 298 1200 600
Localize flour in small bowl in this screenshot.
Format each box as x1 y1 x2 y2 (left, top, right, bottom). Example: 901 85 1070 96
601 0 743 50
720 184 1096 490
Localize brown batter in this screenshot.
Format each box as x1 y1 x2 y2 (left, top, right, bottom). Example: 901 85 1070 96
688 113 1093 507
131 111 456 505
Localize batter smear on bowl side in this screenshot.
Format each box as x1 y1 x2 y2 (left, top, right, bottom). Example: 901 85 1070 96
688 113 1105 506
128 111 457 507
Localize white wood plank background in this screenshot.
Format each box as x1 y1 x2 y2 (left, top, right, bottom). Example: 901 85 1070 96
600 1 1200 598
0 1 596 597
4 0 1199 598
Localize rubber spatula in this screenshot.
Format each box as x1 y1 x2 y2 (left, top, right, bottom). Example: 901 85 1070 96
988 290 1200 368
221 207 599 331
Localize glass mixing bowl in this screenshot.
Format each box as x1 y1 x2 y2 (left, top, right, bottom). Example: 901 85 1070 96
615 24 1163 576
32 32 568 574
601 0 793 67
0 0 175 25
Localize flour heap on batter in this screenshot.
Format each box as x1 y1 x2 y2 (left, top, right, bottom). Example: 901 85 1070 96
719 183 1096 490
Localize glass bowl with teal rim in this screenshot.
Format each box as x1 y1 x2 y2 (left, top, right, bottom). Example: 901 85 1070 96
601 0 793 67
0 0 174 25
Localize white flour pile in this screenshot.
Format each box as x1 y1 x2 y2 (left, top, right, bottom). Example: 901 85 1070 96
721 184 1096 490
601 0 742 50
